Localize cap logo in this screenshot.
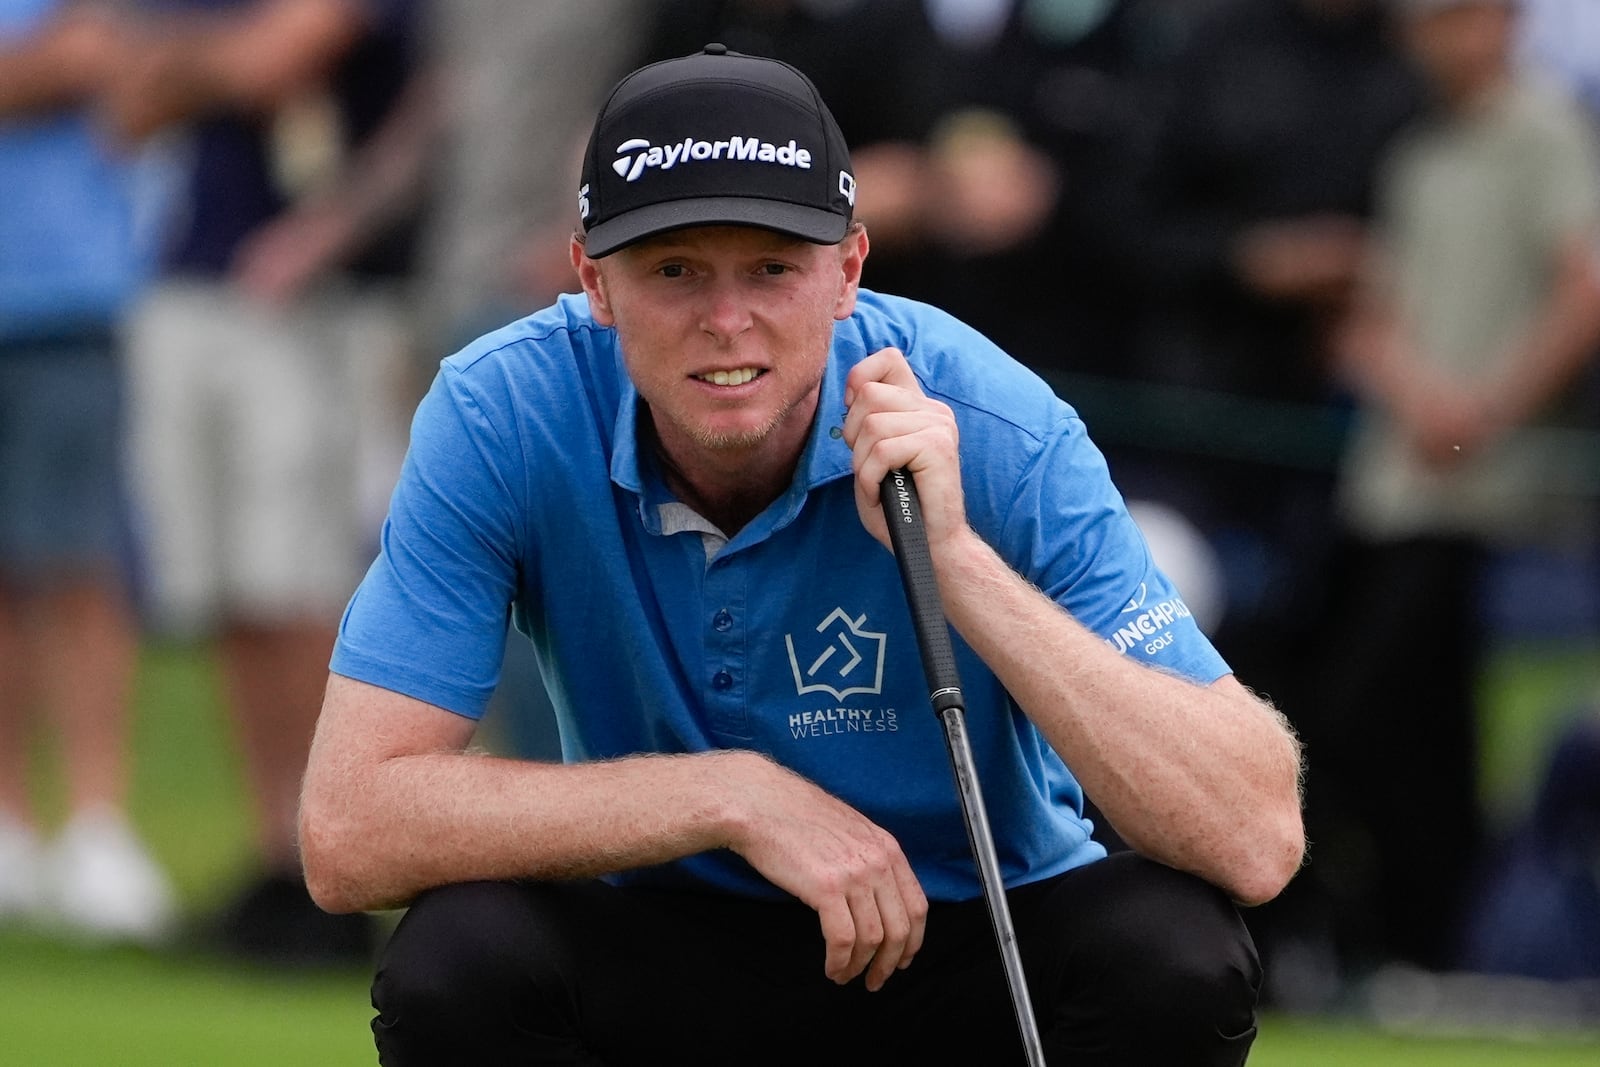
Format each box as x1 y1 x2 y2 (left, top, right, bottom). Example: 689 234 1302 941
610 134 814 183
838 171 856 207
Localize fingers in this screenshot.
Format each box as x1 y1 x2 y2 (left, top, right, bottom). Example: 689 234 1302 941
844 345 920 404
842 349 943 459
815 895 859 986
892 852 929 970
852 413 954 496
862 877 921 992
842 347 963 551
817 834 927 991
840 883 883 985
725 758 927 991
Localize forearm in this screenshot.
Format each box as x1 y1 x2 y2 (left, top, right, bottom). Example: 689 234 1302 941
301 741 754 913
290 68 439 253
1336 296 1422 414
932 529 1305 905
0 50 79 114
0 17 115 117
303 670 927 985
200 0 368 110
1482 242 1600 426
120 0 367 132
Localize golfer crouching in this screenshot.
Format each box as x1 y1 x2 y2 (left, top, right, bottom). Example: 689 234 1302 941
299 43 1303 1066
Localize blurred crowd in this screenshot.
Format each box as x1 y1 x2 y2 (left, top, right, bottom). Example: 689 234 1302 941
1 0 1598 1015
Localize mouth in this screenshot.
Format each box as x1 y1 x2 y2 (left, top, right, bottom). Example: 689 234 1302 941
692 367 766 386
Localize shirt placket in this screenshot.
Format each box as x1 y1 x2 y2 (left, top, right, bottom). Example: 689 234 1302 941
702 552 749 740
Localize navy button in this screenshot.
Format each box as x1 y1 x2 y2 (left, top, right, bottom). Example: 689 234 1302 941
704 42 728 56
712 670 733 691
712 609 733 632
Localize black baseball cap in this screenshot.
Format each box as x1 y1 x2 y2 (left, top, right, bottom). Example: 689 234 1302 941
577 44 856 258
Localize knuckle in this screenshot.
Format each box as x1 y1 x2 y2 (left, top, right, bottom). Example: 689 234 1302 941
857 844 891 876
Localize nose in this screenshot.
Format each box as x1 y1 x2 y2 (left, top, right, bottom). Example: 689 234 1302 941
700 278 752 343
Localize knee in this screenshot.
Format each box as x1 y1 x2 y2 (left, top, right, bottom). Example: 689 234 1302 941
373 881 572 1031
1095 862 1261 1038
1042 856 1262 1049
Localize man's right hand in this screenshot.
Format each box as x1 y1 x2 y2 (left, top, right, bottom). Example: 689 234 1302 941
720 753 927 992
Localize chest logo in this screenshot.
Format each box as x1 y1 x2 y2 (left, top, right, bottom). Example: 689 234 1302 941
784 608 887 700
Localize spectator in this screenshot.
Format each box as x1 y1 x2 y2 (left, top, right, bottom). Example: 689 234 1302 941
0 0 175 944
1329 0 1600 974
109 0 424 964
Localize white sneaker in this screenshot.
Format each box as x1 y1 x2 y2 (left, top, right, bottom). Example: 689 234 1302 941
43 807 177 946
0 813 43 922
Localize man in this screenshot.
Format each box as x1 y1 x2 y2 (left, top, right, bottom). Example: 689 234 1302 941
1328 0 1600 970
0 0 174 944
300 46 1305 1065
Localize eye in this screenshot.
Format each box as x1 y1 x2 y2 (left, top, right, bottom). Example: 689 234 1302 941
759 262 791 276
658 263 688 279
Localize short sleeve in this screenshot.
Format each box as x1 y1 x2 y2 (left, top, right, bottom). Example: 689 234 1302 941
330 364 525 718
1000 415 1232 685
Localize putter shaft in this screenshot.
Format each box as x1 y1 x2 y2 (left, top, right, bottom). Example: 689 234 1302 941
880 469 1048 1066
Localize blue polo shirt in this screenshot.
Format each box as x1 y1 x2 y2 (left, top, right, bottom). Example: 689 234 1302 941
333 289 1230 901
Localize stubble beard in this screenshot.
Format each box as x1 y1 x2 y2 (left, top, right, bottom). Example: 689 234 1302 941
683 405 788 452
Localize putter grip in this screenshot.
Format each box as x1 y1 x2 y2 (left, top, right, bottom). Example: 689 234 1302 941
880 469 965 716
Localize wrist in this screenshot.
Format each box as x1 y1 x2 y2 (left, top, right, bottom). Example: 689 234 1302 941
701 749 772 854
930 523 995 590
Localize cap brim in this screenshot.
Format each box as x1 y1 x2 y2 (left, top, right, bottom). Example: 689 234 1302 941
583 197 849 258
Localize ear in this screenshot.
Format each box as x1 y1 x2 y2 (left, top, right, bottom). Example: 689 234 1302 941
833 225 869 322
572 235 615 326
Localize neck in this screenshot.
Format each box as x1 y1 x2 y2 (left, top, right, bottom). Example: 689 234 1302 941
1441 63 1510 114
646 411 812 537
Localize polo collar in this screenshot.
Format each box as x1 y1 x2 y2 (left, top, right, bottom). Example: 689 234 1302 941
609 338 857 541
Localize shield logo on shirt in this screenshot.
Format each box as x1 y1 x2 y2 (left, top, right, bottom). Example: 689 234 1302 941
784 608 887 700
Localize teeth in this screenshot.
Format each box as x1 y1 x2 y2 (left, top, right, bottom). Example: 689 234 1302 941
699 368 760 386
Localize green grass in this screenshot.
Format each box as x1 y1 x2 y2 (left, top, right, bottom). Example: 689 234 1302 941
1250 1018 1600 1065
0 934 373 1066
2 639 1598 1064
1479 639 1600 828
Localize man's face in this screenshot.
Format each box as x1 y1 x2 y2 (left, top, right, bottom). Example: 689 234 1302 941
1404 2 1514 96
575 224 866 463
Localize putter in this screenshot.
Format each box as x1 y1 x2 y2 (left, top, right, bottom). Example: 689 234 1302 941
880 469 1048 1067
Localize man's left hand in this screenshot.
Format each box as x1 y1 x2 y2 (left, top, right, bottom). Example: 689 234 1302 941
842 347 966 555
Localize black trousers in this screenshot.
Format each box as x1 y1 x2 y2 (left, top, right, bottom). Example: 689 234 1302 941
370 852 1260 1066
1291 535 1486 972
